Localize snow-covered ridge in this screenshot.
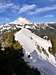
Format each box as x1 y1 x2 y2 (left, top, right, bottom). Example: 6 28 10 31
0 17 55 31
15 28 56 75
19 28 52 50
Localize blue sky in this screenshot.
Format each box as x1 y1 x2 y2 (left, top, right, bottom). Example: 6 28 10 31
0 0 56 24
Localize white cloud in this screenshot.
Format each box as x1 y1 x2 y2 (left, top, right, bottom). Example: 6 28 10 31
0 3 35 14
0 2 56 16
10 17 32 24
44 14 54 18
0 3 20 13
0 3 13 9
19 4 36 14
29 5 56 15
49 0 55 2
36 5 56 13
0 3 36 14
0 3 36 13
0 0 11 3
0 3 14 13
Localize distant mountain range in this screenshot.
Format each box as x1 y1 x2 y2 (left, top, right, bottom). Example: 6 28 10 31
0 17 56 31
48 23 56 29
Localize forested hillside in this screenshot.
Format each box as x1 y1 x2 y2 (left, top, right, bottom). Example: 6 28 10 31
0 32 40 75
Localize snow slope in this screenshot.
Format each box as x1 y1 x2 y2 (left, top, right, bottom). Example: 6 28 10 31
15 28 56 75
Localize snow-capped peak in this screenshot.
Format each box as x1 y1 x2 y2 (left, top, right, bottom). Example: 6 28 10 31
10 17 32 25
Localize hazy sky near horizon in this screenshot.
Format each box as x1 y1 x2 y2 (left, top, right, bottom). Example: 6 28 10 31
0 0 56 24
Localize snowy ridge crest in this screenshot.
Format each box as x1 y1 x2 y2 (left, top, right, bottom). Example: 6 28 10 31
15 28 56 75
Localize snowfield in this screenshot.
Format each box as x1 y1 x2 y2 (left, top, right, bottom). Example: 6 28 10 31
15 28 56 75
